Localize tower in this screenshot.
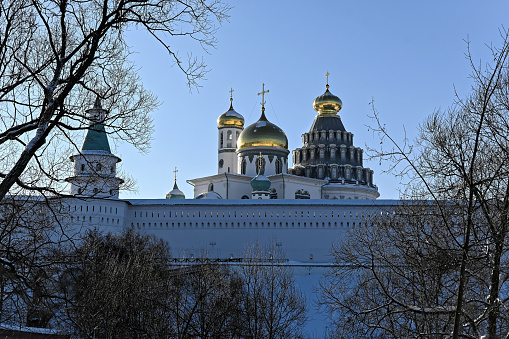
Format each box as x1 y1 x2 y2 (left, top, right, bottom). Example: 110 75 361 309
290 73 379 199
217 89 244 174
237 84 289 176
66 97 123 198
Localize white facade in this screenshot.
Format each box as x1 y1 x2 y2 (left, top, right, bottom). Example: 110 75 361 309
60 198 397 263
218 127 242 174
68 151 123 198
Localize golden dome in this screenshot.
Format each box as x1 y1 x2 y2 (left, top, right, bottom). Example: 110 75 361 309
313 84 342 115
217 99 244 128
238 109 288 150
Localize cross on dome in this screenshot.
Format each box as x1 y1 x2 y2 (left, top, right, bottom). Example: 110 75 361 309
258 152 263 172
257 83 269 108
229 88 234 101
173 166 178 182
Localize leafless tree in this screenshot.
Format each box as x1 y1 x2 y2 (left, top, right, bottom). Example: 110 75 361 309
0 0 230 200
167 263 244 338
0 196 72 329
321 28 509 338
236 243 307 339
0 0 230 330
53 228 174 337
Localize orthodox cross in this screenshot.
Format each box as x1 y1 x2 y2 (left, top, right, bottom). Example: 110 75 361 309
229 88 234 100
258 152 263 173
325 71 330 85
257 83 269 107
173 166 178 182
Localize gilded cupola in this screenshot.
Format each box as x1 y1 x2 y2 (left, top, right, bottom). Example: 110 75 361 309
238 109 288 150
313 74 342 115
217 97 244 128
238 84 288 150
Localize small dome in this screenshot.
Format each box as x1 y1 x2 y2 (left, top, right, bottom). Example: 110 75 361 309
217 99 244 128
313 85 342 115
251 173 271 192
238 110 288 150
195 191 222 199
166 181 185 199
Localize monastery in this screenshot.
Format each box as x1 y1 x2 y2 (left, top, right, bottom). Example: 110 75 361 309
64 77 394 263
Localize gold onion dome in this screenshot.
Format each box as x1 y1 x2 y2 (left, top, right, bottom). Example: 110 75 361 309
238 109 288 150
313 84 343 115
217 98 244 128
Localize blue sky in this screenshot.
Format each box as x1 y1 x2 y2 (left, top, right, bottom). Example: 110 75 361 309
116 1 509 199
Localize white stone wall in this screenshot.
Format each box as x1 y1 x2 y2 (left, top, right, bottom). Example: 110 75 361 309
125 200 395 262
269 175 322 199
62 198 129 232
63 198 396 263
189 174 252 199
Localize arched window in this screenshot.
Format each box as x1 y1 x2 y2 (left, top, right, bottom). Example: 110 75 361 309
235 131 240 147
241 195 249 199
220 132 223 148
227 130 232 147
96 163 101 171
275 158 282 174
208 183 214 192
241 158 247 175
81 163 85 172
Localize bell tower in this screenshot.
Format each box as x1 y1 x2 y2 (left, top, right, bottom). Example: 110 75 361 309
217 89 244 174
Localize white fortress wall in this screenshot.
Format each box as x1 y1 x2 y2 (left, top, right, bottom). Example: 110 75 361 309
60 198 398 263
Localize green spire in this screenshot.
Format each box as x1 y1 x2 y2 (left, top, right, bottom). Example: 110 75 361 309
81 96 111 153
81 123 111 152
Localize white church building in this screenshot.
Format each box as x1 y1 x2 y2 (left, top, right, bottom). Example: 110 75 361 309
63 79 394 263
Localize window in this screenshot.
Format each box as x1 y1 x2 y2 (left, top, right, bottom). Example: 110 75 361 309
220 132 223 148
96 163 101 171
208 183 214 192
218 159 224 168
227 130 232 147
81 164 85 172
275 158 282 174
241 159 247 175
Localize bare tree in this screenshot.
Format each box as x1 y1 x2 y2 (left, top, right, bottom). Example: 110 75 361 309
236 243 307 339
168 263 244 338
53 228 174 337
0 0 230 330
0 196 72 329
321 28 509 338
0 0 230 200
